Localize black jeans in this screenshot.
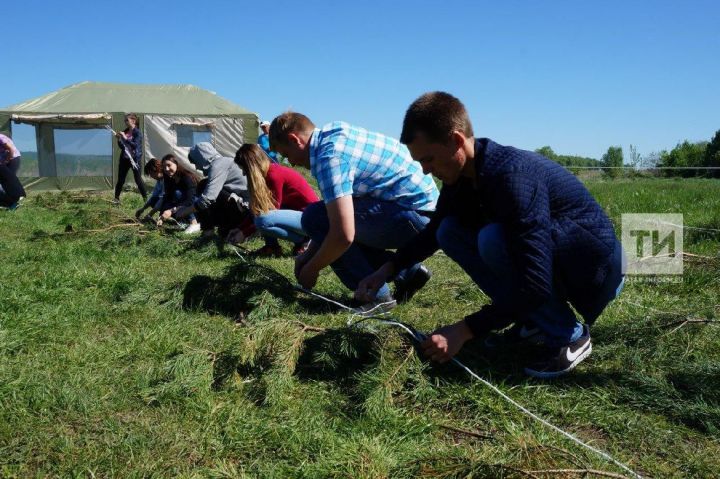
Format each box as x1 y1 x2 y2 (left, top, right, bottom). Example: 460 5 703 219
114 156 147 200
0 156 25 206
195 179 249 237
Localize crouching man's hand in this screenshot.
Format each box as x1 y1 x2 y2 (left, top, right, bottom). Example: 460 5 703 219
297 263 320 290
294 241 318 281
420 320 475 363
355 262 394 303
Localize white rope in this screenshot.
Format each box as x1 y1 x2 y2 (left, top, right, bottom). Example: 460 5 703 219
229 247 642 478
293 284 354 311
294 286 642 479
568 166 720 169
447 355 642 479
230 246 396 317
658 221 720 234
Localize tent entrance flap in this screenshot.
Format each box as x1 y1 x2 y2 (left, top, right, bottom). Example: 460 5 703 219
144 115 245 166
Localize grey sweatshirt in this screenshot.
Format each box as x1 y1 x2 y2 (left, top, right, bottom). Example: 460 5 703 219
188 142 249 211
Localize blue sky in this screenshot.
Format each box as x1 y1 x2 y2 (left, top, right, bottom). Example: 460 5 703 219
2 0 718 160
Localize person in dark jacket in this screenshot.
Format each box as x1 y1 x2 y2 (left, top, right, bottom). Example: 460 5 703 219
113 113 147 203
0 133 26 209
356 91 625 378
158 154 200 234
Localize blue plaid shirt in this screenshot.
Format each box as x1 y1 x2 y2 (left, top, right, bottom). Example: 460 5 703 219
309 122 438 211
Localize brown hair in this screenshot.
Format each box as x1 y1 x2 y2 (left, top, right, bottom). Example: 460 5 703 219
400 91 474 144
144 157 162 176
268 112 315 150
161 154 197 184
235 144 276 216
124 113 139 131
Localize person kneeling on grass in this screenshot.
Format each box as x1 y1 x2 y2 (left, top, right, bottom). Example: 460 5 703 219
356 92 625 378
227 144 319 256
268 112 440 314
174 142 251 240
0 133 26 210
157 154 201 234
135 158 164 221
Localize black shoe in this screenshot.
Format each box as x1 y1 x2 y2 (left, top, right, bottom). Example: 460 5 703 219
350 295 397 316
292 240 310 256
252 244 283 258
524 325 592 379
394 265 432 303
484 322 545 349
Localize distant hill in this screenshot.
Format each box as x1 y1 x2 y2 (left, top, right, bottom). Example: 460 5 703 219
16 151 112 177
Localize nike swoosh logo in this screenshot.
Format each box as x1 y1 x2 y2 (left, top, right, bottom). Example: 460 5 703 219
566 342 589 362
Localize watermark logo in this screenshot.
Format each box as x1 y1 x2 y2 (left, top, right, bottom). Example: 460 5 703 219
621 214 683 276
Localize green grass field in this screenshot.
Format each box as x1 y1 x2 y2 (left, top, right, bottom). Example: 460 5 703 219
1 178 719 478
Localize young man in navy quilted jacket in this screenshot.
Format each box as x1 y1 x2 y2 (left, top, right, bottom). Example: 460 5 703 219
356 91 625 378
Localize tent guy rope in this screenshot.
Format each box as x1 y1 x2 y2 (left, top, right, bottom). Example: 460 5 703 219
230 246 643 479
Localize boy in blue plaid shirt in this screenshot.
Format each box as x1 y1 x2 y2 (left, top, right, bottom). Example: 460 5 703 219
269 112 439 312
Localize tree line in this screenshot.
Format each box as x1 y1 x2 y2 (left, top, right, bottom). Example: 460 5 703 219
535 129 720 178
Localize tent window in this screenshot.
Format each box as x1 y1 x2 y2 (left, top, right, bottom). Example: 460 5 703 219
10 121 39 177
176 125 212 148
53 128 113 177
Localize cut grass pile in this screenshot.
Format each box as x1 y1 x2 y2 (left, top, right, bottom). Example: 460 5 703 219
0 178 719 478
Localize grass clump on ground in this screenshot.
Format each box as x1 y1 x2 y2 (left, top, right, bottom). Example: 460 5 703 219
0 179 719 478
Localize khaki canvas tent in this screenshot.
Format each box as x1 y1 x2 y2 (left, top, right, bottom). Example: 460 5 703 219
0 81 259 191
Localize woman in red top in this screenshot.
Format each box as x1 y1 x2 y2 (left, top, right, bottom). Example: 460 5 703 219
229 144 319 256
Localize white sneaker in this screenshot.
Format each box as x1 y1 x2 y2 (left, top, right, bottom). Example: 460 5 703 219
184 223 202 235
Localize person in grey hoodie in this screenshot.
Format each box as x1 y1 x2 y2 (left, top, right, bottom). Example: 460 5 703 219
174 142 250 237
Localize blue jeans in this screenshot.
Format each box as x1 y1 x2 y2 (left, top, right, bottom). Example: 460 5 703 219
166 190 196 222
255 209 307 246
301 198 431 299
436 217 624 346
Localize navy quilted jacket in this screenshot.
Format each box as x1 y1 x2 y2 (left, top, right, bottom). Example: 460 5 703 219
392 138 619 335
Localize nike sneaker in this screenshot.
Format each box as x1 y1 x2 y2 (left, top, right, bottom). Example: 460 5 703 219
524 324 592 378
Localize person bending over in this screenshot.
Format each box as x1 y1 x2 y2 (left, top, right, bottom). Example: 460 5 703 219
268 112 439 313
175 142 250 239
228 143 318 256
356 92 624 378
135 158 164 221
